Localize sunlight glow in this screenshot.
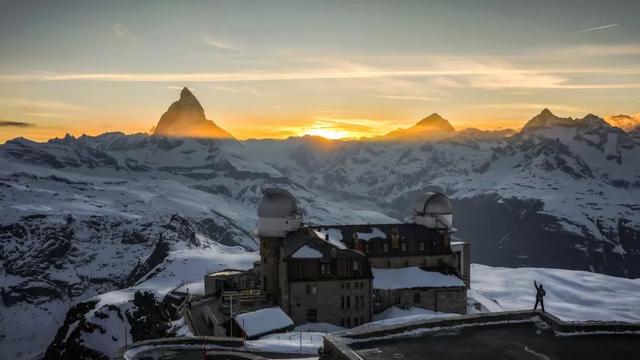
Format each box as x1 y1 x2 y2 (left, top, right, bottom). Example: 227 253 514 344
303 128 350 140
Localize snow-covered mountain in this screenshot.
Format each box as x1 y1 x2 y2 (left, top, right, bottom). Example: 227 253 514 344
377 113 457 141
1 91 639 359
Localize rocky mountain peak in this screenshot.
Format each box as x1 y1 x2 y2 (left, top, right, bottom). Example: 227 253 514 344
415 113 456 132
522 109 576 132
379 113 455 141
152 87 233 139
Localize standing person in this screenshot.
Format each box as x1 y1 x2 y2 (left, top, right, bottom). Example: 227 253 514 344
533 281 546 312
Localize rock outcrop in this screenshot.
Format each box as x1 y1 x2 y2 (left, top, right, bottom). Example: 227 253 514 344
153 87 234 139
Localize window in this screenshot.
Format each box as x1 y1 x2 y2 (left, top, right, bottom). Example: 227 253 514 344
414 292 421 304
347 318 351 327
346 296 351 309
346 282 350 289
383 242 389 253
352 260 359 271
321 263 331 275
360 317 365 324
340 318 345 327
400 242 407 252
307 309 317 323
341 296 345 309
360 295 365 308
341 283 344 289
306 284 311 294
419 241 425 251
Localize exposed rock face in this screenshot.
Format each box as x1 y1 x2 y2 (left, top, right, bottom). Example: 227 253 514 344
380 113 456 141
521 108 576 131
153 87 234 139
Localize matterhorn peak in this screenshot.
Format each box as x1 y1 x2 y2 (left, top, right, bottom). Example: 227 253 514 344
152 87 233 139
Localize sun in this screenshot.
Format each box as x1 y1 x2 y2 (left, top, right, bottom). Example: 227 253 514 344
303 128 349 140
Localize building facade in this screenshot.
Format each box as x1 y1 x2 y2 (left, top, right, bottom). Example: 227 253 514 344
253 188 470 329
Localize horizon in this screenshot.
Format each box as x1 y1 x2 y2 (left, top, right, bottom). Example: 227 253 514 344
2 0 640 143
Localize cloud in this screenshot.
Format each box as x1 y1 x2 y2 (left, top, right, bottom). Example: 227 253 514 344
2 58 640 90
477 103 582 113
112 23 136 42
203 35 242 50
207 85 262 96
0 119 34 128
532 43 640 57
0 97 90 119
577 24 619 33
374 95 441 101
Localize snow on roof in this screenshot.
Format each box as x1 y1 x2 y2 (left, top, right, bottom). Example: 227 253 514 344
312 228 346 249
291 245 323 259
356 227 386 241
235 307 293 338
372 267 465 290
207 270 243 277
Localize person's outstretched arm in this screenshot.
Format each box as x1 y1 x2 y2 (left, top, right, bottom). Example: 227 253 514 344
534 280 538 290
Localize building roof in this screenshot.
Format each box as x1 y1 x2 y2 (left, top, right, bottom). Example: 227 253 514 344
282 227 368 261
309 223 444 247
257 187 299 218
234 307 293 338
206 269 244 279
372 267 465 290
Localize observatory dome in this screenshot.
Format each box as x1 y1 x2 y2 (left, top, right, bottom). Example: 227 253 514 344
258 188 299 218
415 192 453 215
257 188 302 237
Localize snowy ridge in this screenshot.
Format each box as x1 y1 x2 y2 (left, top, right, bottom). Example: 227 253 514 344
1 109 639 358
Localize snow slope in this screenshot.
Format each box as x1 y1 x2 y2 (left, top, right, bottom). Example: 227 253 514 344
470 264 640 322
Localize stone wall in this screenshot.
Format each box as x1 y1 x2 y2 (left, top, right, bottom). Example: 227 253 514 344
368 254 456 269
375 287 466 314
286 279 371 327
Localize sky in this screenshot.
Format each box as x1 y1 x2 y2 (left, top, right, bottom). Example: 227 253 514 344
1 0 639 143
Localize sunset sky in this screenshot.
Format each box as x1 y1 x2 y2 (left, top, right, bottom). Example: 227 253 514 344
1 0 639 143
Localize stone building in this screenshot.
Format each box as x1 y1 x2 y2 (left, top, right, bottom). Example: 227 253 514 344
252 188 470 329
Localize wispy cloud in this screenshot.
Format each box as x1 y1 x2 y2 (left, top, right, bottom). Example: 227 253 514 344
0 119 34 128
477 103 582 113
203 35 242 50
533 43 640 57
374 95 441 101
2 62 640 90
207 85 262 96
577 23 619 33
112 23 136 42
0 97 90 119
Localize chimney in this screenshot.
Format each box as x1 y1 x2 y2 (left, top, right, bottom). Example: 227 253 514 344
325 234 329 241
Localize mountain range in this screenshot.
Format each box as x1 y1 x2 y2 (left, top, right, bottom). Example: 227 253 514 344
1 88 639 358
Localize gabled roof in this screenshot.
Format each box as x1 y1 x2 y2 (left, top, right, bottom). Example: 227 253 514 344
281 227 366 261
308 223 443 246
234 307 293 338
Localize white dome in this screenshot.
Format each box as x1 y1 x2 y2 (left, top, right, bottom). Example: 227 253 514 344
257 188 302 237
415 192 452 215
258 188 299 218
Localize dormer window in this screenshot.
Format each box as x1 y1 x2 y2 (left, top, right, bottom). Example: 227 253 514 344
419 241 425 251
352 260 359 271
383 242 389 253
